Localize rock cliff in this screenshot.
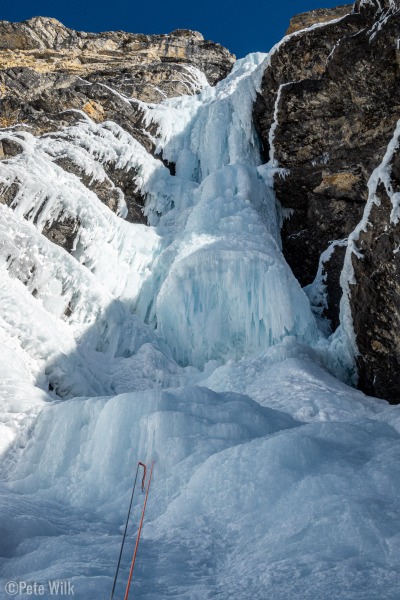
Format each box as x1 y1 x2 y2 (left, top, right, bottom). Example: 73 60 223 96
254 0 400 402
286 4 353 34
0 17 234 146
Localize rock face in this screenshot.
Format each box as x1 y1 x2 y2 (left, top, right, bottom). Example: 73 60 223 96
346 131 400 403
286 4 353 34
0 17 234 140
254 0 400 402
0 17 233 89
254 5 365 308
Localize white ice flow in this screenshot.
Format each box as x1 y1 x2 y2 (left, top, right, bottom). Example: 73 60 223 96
0 49 399 600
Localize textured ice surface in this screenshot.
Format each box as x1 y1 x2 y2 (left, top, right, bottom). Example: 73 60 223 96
0 47 399 600
1 381 399 600
155 163 318 367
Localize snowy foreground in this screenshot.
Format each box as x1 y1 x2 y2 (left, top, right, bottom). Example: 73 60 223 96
0 52 400 600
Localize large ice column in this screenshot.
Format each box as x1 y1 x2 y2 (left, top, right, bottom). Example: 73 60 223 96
139 54 319 368
156 246 319 368
156 164 318 368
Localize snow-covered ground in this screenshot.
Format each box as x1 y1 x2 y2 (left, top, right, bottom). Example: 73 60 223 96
0 50 399 600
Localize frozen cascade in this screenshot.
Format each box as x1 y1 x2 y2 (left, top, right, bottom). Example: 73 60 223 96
138 54 319 367
0 55 319 370
0 46 399 600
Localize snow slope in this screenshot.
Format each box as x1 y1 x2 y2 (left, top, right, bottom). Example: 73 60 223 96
0 48 399 600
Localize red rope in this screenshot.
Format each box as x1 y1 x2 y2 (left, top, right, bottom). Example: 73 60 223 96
109 461 146 600
124 460 155 600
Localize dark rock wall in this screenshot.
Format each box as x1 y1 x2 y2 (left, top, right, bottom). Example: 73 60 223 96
254 0 400 402
348 141 400 402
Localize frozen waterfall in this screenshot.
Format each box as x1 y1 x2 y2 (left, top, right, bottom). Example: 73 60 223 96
0 49 399 600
